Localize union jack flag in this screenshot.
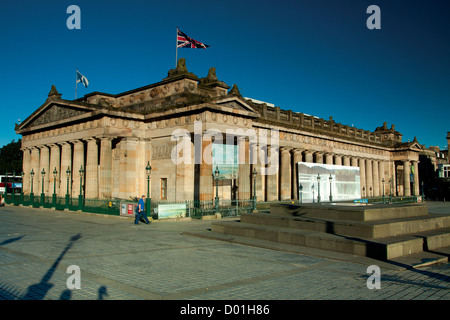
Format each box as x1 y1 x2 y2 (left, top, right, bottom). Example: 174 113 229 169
177 29 210 49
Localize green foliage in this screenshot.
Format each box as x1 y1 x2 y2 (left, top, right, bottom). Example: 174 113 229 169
0 139 23 174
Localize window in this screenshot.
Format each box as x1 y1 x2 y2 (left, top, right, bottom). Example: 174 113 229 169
161 178 167 200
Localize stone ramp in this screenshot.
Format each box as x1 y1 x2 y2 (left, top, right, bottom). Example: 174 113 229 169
209 202 450 266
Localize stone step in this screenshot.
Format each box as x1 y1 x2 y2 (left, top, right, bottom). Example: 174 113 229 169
270 203 429 222
211 221 450 260
241 212 450 239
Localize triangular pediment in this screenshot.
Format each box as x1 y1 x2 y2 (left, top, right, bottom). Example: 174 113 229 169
16 101 97 133
214 96 259 115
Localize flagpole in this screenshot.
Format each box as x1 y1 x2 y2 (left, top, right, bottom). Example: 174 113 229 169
75 68 78 100
175 26 178 67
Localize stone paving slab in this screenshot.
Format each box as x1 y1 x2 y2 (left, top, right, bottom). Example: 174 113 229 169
0 204 449 304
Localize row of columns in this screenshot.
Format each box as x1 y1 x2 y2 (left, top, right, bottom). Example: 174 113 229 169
253 147 420 201
22 138 116 199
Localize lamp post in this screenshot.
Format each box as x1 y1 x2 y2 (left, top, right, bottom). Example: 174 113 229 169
66 167 71 210
252 167 257 212
20 171 24 205
312 184 315 203
214 166 220 213
146 161 152 218
11 171 15 203
329 174 333 202
317 174 321 203
299 184 303 204
30 169 35 204
370 186 372 198
382 178 385 204
362 186 366 198
389 178 393 203
52 167 57 208
40 168 46 207
78 165 84 211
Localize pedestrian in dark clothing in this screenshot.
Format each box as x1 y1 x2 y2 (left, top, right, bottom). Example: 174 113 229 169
134 195 150 224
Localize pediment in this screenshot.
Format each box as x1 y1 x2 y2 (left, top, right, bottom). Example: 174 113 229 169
17 101 96 133
215 97 259 115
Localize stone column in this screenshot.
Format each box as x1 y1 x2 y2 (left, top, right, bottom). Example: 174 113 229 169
403 160 411 196
265 145 279 201
119 137 139 199
334 155 342 166
379 161 385 197
325 153 334 165
238 137 250 200
365 159 373 197
343 156 351 167
22 148 31 194
304 150 314 163
39 146 50 194
199 136 213 201
99 137 112 199
359 158 366 197
372 159 379 197
49 144 61 196
30 147 40 195
250 142 264 202
412 160 420 196
292 149 303 200
72 140 84 198
59 142 72 197
85 138 99 199
280 147 292 200
314 151 323 164
390 161 396 196
351 157 358 167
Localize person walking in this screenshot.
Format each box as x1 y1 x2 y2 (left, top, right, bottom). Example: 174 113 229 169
134 195 151 224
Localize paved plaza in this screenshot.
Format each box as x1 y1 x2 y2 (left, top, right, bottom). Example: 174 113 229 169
0 202 449 304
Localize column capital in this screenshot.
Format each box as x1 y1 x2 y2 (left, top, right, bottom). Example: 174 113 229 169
280 146 292 153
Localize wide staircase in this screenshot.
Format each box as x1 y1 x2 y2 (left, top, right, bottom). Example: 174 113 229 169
210 202 450 266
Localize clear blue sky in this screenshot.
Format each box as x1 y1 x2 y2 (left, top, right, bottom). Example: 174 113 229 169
1 0 449 149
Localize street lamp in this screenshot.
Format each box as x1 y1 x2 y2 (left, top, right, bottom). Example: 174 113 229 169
329 174 333 202
146 161 152 218
66 167 71 210
382 178 385 203
299 184 303 204
389 178 393 203
362 186 366 198
317 174 321 203
52 167 58 208
30 169 35 204
11 171 15 203
78 165 84 211
369 186 372 198
312 184 315 203
41 168 46 207
252 167 257 212
20 171 24 204
214 166 220 213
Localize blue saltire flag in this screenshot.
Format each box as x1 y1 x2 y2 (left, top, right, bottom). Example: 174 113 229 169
76 69 89 88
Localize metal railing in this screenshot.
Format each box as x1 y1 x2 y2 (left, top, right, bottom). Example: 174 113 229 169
1 192 423 218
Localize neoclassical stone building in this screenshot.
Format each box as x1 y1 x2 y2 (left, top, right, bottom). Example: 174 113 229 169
16 59 422 202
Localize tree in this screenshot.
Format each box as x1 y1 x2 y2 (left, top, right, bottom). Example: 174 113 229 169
0 139 23 174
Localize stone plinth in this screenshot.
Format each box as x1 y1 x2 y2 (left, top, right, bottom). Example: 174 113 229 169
211 202 450 262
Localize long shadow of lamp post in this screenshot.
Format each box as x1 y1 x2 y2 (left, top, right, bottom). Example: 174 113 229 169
22 233 82 300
